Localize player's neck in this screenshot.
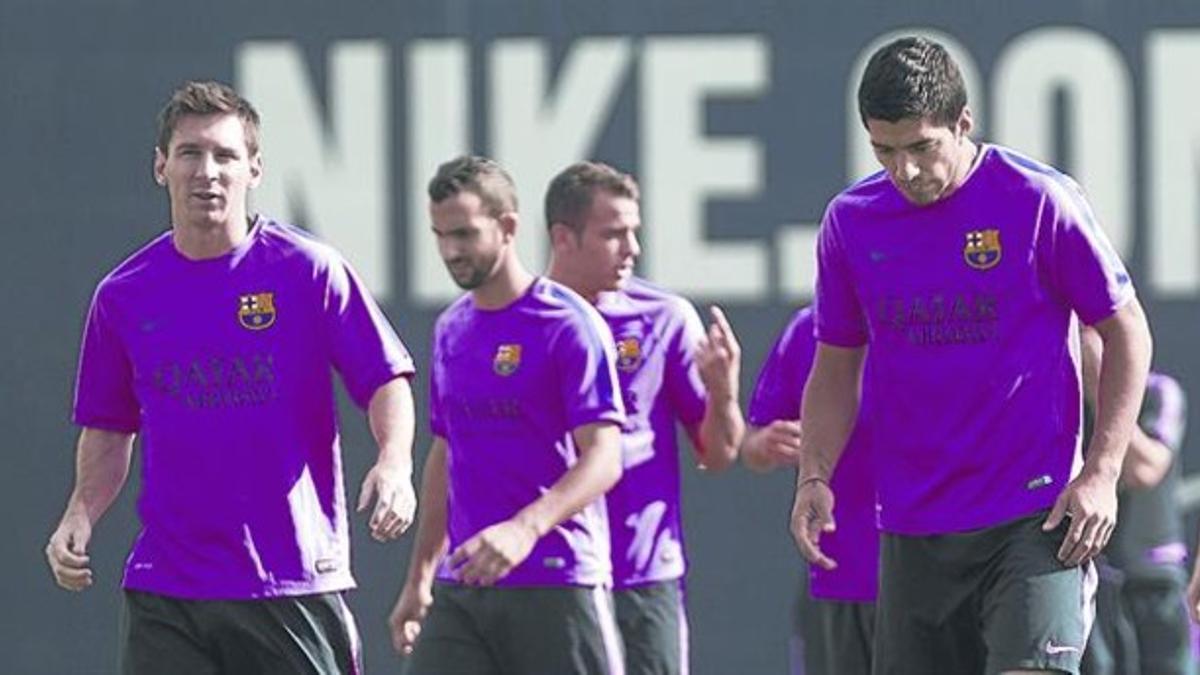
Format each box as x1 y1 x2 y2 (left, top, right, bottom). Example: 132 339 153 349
472 253 536 310
942 139 982 200
545 259 599 305
172 212 253 260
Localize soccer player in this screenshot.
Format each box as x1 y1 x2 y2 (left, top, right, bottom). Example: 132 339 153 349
1079 327 1193 675
542 161 744 674
44 81 418 674
389 156 627 674
742 305 876 675
789 37 1153 675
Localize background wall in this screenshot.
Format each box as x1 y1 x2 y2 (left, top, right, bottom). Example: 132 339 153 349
4 1 1199 672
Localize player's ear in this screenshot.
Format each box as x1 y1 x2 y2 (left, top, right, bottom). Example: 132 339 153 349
956 106 974 139
248 152 263 189
548 221 575 252
498 211 519 241
153 147 167 186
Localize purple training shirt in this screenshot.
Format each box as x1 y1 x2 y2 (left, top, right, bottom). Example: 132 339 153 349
748 307 878 602
431 277 625 587
814 144 1134 535
74 217 415 599
595 277 708 589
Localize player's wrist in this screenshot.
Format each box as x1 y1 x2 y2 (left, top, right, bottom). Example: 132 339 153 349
373 450 414 476
511 512 545 540
706 385 738 405
797 474 830 490
1080 455 1122 483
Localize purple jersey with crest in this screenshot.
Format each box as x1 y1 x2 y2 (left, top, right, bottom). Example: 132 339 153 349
814 145 1135 535
747 307 878 602
73 217 415 599
431 277 625 587
594 277 708 589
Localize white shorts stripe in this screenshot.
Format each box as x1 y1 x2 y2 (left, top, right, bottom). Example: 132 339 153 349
334 593 363 675
1079 558 1099 646
676 585 690 675
592 586 626 675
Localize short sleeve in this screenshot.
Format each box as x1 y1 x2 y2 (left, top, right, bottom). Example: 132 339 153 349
747 309 816 426
322 255 416 409
663 300 708 427
813 207 868 347
553 302 625 430
428 329 447 438
1139 373 1188 453
72 288 140 432
1038 177 1136 326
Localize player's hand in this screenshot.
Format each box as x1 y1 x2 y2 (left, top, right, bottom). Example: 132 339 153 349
1043 468 1119 567
447 518 539 585
745 420 802 469
790 478 838 570
696 305 741 401
357 460 416 542
388 581 434 655
46 512 94 592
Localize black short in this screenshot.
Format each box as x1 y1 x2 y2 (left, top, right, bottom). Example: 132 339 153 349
1081 562 1193 675
614 580 688 675
404 582 624 675
792 592 874 675
875 510 1096 675
120 590 361 675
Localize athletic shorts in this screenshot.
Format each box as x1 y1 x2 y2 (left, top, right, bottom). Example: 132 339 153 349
404 582 625 675
614 580 689 675
1082 561 1194 675
875 510 1097 675
120 590 361 675
792 589 875 675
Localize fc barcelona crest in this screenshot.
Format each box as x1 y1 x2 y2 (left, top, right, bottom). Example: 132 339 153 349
238 292 276 330
493 344 522 376
616 337 643 373
963 229 1002 270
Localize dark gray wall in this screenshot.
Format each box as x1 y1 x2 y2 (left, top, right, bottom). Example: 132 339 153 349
5 2 1200 672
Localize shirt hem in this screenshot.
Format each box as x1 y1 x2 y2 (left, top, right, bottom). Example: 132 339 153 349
434 576 612 589
121 574 357 600
807 590 878 604
879 499 1056 536
612 571 685 591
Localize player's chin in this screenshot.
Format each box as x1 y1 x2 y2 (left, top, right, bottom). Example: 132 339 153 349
901 184 943 206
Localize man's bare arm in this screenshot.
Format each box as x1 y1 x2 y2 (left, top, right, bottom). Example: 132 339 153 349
790 343 865 570
447 422 622 585
388 436 450 654
46 428 136 591
691 306 744 472
1045 300 1152 565
796 344 865 481
740 421 803 473
359 377 418 542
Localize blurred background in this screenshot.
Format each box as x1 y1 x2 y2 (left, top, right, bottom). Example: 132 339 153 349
4 1 1199 672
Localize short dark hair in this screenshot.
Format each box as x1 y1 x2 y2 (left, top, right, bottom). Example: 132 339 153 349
857 36 967 128
427 155 519 217
156 80 261 155
544 161 640 235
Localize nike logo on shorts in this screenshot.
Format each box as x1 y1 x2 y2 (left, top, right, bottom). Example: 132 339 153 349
1044 640 1080 655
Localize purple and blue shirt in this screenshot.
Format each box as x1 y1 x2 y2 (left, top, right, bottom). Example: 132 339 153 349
595 278 708 589
1106 372 1189 580
814 144 1135 535
430 277 625 587
748 307 878 602
74 217 415 599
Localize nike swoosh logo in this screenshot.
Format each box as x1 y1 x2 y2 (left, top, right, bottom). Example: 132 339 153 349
1044 640 1080 655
